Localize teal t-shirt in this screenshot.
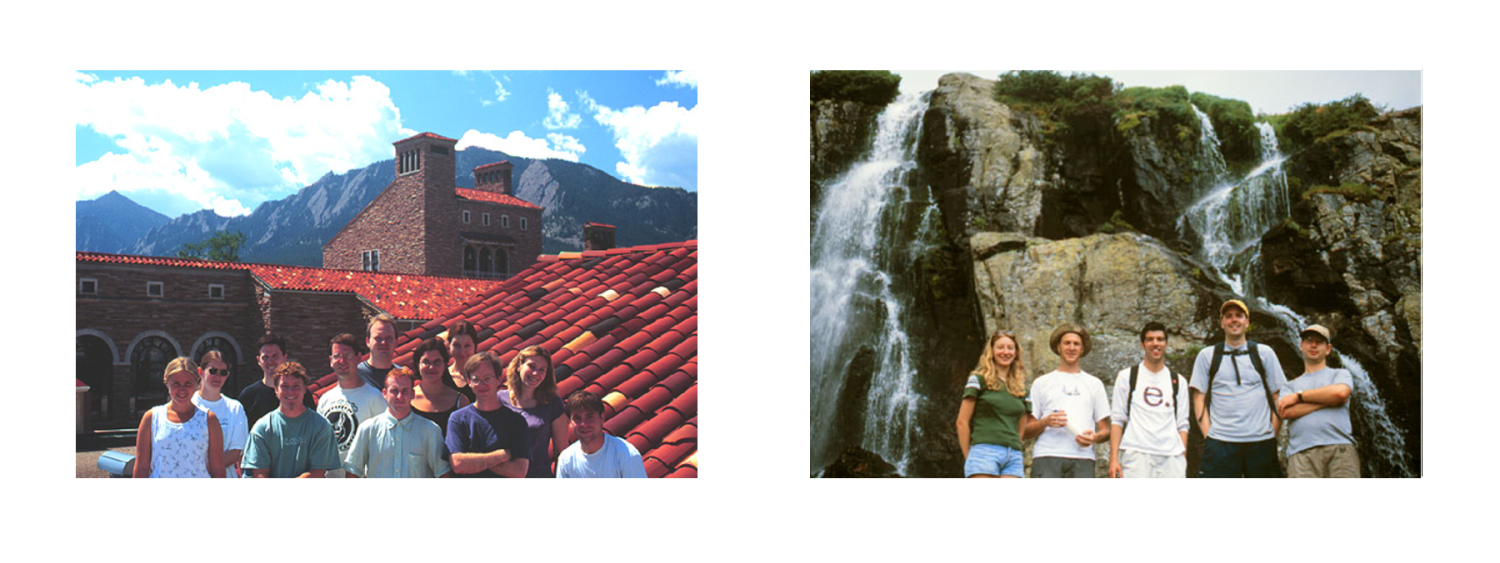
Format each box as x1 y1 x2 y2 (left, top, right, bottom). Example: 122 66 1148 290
243 408 341 478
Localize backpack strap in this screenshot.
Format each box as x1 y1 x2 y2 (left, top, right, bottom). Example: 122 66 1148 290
1126 364 1140 422
1171 369 1180 420
1204 341 1277 423
1247 342 1278 423
1204 343 1226 415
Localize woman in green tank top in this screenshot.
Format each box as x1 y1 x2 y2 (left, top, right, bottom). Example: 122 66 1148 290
956 330 1037 477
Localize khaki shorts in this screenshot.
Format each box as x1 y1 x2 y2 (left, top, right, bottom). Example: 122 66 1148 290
1287 443 1360 478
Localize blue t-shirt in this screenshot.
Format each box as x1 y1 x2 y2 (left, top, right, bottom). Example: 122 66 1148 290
356 361 406 391
498 392 566 478
1280 367 1356 456
444 404 532 478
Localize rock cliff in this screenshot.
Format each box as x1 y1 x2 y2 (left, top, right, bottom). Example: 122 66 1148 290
1260 108 1422 473
811 70 1421 477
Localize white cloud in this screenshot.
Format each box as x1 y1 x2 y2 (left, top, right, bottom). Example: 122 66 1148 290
75 74 406 216
656 70 697 89
543 88 581 129
580 92 697 190
455 129 584 162
492 76 510 103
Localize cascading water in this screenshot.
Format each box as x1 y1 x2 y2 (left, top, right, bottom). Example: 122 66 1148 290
1179 106 1413 477
811 92 930 475
1180 120 1292 288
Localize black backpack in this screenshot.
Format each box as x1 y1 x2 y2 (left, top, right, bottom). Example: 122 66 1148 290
1203 341 1278 423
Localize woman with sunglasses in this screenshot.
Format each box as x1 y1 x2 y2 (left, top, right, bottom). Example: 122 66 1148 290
411 337 470 438
498 346 571 477
135 357 225 478
445 320 480 404
191 350 249 477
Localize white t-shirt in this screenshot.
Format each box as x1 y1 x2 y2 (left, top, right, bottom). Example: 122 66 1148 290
1029 370 1111 460
1111 363 1190 457
317 382 389 478
556 434 648 478
192 393 249 478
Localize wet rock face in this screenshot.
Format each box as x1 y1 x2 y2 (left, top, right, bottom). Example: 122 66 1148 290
917 73 1216 248
1260 108 1422 466
821 446 901 478
918 73 1051 245
970 232 1220 388
811 99 883 227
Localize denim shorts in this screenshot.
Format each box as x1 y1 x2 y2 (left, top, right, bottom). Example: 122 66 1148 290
965 443 1025 478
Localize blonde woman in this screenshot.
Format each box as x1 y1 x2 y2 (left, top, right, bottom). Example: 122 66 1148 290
956 331 1037 478
134 357 225 478
498 345 571 477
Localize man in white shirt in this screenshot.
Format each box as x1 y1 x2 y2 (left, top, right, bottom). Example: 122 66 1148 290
556 391 647 478
317 333 388 477
1108 322 1190 478
1025 324 1111 478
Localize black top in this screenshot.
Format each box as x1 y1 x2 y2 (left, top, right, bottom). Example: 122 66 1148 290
412 401 461 439
237 379 315 429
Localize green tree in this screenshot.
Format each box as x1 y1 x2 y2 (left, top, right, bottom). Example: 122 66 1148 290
810 71 902 106
177 230 248 262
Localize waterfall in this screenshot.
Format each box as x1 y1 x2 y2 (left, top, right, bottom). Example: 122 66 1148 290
810 92 929 475
1179 106 1413 477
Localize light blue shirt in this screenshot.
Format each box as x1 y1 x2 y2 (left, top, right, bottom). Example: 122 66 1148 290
1280 367 1356 456
1189 342 1287 442
343 410 451 478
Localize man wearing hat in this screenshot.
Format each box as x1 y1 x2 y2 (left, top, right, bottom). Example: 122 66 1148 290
1025 324 1111 478
1190 299 1288 477
1275 325 1359 478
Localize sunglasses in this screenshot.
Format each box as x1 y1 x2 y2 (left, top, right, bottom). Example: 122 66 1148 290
206 368 230 376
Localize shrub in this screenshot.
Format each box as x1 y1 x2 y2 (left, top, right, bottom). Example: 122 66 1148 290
1191 92 1259 164
1282 94 1381 148
810 71 902 106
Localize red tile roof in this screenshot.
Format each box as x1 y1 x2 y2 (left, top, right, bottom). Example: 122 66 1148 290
391 240 698 477
585 222 617 229
455 188 543 210
76 252 504 320
396 130 453 141
474 160 511 171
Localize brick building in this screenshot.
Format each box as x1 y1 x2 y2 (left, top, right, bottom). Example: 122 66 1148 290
323 132 544 279
76 252 503 429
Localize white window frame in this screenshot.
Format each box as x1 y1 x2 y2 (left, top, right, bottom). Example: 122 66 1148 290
482 212 491 226
501 215 510 228
362 250 381 272
79 278 98 295
521 217 528 230
208 284 225 299
147 281 164 298
463 210 471 224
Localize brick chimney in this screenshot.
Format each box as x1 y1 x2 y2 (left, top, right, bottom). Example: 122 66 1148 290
474 160 513 195
393 132 457 195
584 222 616 251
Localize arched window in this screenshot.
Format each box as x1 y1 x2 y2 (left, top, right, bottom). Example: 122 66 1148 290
464 245 477 273
480 248 493 276
131 336 177 414
495 249 509 278
77 335 114 419
194 337 240 393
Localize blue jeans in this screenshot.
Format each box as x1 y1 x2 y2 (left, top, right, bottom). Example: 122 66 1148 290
965 443 1025 477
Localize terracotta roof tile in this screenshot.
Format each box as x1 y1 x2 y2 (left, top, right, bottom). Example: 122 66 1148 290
474 160 511 171
76 252 503 320
455 188 543 210
397 132 457 143
405 240 697 477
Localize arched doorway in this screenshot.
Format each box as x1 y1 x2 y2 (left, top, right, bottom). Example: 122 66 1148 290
76 335 114 420
131 336 177 415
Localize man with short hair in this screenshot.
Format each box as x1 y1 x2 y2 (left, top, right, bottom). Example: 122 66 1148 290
318 333 388 477
1276 324 1359 478
445 353 531 477
556 391 647 478
243 361 341 478
1109 322 1190 478
344 368 451 478
357 314 406 390
237 333 314 428
1190 299 1288 478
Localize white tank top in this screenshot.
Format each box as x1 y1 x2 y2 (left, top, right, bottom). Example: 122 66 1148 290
149 404 211 478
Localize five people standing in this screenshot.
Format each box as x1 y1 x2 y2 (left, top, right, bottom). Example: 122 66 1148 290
956 299 1362 478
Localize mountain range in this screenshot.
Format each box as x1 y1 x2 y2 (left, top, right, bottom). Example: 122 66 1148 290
76 148 698 266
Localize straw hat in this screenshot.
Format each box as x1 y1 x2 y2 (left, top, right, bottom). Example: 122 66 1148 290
1048 324 1091 358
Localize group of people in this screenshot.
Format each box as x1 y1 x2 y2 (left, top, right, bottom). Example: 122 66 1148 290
957 299 1361 478
133 313 648 478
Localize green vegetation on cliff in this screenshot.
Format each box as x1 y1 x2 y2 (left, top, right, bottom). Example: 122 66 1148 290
1191 92 1258 163
992 71 1117 141
811 71 902 106
1280 94 1381 147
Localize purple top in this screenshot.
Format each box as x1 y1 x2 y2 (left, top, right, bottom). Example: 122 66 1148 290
498 391 566 478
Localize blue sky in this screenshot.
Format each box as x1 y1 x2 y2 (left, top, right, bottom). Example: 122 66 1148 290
75 70 699 218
